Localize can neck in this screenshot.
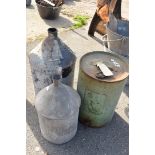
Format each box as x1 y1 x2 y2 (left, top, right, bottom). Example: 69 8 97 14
53 74 61 87
53 80 60 87
52 67 62 87
48 28 58 38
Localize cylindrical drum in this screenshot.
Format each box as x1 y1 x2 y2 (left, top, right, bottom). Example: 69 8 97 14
77 51 128 127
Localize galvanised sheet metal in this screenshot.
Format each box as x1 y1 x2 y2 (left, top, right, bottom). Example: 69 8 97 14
77 51 128 127
106 19 129 57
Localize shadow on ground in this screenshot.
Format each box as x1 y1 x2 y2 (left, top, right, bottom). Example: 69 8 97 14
43 16 73 28
26 5 35 9
91 35 105 46
124 104 129 118
72 30 89 40
27 99 129 155
124 85 129 97
123 85 129 119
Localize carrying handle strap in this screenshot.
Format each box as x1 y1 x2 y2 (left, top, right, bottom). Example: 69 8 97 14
109 0 117 13
102 34 125 43
102 34 128 52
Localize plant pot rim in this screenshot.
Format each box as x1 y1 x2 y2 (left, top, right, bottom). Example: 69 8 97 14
35 0 63 9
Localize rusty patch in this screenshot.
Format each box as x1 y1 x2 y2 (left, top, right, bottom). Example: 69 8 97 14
80 51 129 83
79 117 105 128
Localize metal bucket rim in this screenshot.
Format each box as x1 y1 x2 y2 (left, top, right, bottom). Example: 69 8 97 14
35 0 63 9
80 51 129 83
104 43 129 59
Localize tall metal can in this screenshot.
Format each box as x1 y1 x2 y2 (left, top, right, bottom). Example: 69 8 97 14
29 28 76 95
77 51 128 127
35 67 81 144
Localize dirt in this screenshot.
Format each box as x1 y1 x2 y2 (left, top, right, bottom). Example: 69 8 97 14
62 0 128 19
61 0 96 17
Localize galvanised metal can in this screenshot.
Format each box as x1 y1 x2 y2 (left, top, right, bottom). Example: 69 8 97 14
35 73 81 144
77 51 128 127
29 28 76 95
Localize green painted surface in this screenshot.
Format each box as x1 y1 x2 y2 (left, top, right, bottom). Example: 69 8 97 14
77 70 127 127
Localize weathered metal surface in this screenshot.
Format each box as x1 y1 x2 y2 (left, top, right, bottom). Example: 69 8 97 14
35 78 81 144
77 51 128 127
106 19 129 57
29 28 76 95
79 51 128 82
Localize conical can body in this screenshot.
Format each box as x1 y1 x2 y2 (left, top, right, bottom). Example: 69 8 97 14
29 28 76 95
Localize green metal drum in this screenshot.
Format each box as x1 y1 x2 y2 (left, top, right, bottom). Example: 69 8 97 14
77 51 129 127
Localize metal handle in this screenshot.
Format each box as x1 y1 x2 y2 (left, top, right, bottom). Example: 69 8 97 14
109 0 117 13
102 34 124 43
102 34 128 57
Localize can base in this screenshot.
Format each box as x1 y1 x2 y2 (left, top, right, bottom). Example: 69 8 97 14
79 117 111 128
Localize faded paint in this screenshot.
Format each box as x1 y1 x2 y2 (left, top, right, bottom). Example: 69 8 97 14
77 51 128 127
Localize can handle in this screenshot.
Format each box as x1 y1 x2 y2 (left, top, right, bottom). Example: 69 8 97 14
102 34 124 42
102 34 128 48
109 0 118 14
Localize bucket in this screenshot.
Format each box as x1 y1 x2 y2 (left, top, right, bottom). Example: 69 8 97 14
77 51 129 127
103 19 129 57
35 0 62 19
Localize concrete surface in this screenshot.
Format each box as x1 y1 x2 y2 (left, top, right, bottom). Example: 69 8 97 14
27 1 129 155
27 28 129 155
26 0 128 41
